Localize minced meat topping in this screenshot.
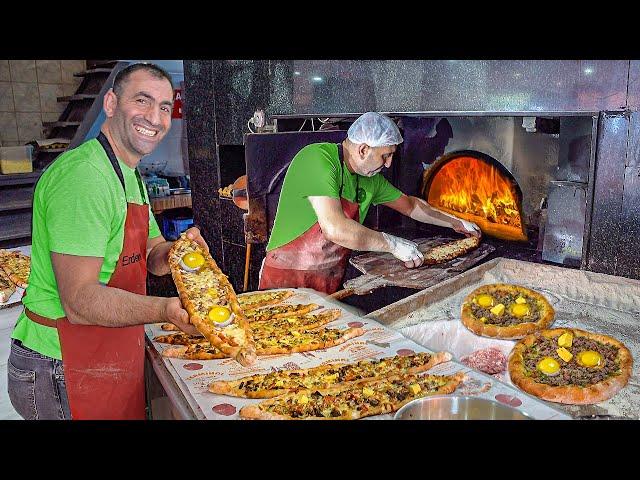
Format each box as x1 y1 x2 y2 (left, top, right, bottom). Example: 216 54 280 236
470 292 540 326
523 335 620 386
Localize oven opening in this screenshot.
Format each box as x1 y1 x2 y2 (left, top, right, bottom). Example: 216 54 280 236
422 151 527 242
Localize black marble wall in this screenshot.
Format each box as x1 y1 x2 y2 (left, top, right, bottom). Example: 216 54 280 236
183 60 640 285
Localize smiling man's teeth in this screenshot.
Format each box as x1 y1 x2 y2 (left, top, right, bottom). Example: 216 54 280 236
135 126 157 137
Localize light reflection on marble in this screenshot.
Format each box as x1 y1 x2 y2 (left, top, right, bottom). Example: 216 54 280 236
290 60 629 113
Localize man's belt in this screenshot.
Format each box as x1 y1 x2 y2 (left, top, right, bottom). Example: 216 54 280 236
24 308 60 328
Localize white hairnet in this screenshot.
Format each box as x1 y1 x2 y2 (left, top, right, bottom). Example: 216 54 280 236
347 112 403 147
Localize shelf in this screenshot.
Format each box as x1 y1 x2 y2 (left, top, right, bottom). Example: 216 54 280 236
151 194 192 214
0 171 42 186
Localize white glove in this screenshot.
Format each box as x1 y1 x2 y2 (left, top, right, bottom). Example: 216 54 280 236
455 219 482 237
382 232 424 267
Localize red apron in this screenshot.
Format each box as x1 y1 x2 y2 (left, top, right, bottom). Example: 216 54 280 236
34 132 148 419
259 144 360 294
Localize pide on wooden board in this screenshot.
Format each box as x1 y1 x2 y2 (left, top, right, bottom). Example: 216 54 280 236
168 234 256 366
423 236 480 265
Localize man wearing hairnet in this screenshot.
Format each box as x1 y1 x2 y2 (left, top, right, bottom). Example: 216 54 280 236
259 112 481 294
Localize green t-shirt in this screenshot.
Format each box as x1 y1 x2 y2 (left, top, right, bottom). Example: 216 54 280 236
12 138 161 360
266 143 402 251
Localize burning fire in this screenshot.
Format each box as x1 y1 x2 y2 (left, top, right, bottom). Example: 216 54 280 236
426 156 527 241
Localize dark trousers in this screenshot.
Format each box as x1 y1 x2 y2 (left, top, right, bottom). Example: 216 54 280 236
7 339 71 420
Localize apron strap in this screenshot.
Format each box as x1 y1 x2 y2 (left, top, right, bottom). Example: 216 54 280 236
337 142 359 204
96 132 148 204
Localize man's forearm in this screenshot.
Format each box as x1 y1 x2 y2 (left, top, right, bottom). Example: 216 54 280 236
325 218 389 252
409 197 459 228
63 283 168 327
147 240 173 276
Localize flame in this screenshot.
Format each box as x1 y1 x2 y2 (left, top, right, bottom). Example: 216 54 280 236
426 156 527 241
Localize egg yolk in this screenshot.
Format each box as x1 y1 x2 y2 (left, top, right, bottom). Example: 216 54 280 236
537 357 560 375
208 306 232 324
477 294 494 308
182 252 205 269
511 303 530 317
577 350 603 368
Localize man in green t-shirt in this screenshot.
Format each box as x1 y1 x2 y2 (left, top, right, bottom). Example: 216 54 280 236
8 63 206 420
259 112 481 294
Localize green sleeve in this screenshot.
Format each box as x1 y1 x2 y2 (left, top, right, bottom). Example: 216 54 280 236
287 145 341 199
45 163 115 257
148 206 161 239
371 173 402 205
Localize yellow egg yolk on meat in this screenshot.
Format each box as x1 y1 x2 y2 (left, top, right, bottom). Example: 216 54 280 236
557 347 573 362
477 294 494 308
537 357 561 376
511 303 530 317
515 296 527 304
182 252 205 269
577 350 603 368
208 306 231 323
490 303 505 316
557 332 573 347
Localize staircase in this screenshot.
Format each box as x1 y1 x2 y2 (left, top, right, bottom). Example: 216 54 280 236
0 60 126 248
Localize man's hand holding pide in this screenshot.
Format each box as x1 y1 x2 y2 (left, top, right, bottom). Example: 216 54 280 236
382 232 424 268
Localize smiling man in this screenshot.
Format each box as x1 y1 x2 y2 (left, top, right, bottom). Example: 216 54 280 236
7 63 207 420
259 112 481 294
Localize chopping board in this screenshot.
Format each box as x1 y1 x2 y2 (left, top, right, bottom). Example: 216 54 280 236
337 236 495 297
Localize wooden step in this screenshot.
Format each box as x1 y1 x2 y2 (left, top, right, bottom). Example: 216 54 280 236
42 121 81 128
74 68 113 77
57 94 98 102
0 188 33 212
0 171 42 186
0 220 31 242
37 148 66 153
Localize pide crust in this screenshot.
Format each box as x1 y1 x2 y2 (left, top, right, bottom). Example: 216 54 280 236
209 351 452 398
0 268 16 303
460 283 555 339
237 290 295 309
508 328 633 405
423 236 480 265
168 234 256 366
239 372 466 420
0 249 30 288
161 327 365 360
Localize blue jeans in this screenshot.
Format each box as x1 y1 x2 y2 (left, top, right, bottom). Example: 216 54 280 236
7 339 71 420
